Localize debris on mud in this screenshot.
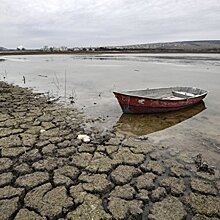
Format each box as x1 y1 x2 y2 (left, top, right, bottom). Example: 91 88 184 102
77 134 91 143
195 154 215 175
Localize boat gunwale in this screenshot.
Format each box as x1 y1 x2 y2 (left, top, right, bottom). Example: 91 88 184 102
113 87 208 102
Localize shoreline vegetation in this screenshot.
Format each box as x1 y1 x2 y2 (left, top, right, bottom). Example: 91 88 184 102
1 48 220 56
0 81 220 219
1 40 220 56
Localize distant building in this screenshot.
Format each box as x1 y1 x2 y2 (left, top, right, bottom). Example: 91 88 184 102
59 46 68 52
73 47 81 51
17 45 25 50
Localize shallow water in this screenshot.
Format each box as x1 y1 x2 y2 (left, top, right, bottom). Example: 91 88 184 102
116 101 206 136
0 53 220 156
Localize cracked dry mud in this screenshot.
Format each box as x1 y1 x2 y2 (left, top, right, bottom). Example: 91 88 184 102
0 81 220 220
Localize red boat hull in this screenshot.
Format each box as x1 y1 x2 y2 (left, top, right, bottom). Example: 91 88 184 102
114 92 207 113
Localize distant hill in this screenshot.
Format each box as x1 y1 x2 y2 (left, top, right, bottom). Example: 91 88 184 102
1 40 220 54
114 40 220 52
0 47 8 51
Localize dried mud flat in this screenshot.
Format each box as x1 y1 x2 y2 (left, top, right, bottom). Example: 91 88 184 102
0 81 220 220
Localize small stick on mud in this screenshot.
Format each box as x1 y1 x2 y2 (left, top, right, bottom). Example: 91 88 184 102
69 88 75 104
64 70 67 102
4 70 7 79
23 76 26 84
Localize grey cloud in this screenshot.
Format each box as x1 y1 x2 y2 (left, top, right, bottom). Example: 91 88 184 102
0 0 220 48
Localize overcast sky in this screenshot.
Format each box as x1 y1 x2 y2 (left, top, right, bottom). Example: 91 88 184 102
1 0 220 48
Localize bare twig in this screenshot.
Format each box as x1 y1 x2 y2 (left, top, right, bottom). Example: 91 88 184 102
64 70 67 102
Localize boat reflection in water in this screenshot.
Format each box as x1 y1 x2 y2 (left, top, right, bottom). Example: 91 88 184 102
115 101 206 137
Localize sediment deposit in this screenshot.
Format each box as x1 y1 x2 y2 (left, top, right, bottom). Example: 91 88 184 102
0 81 219 220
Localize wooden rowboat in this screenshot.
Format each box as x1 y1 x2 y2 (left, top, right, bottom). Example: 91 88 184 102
113 87 207 113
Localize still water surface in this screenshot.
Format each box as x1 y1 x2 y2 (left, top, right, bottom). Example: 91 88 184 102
0 53 220 162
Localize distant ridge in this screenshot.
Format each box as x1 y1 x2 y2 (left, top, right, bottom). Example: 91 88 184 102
0 47 7 51
1 40 220 54
115 40 220 52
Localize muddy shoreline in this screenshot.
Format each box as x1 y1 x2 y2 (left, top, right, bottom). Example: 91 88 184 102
0 81 219 219
1 50 220 57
